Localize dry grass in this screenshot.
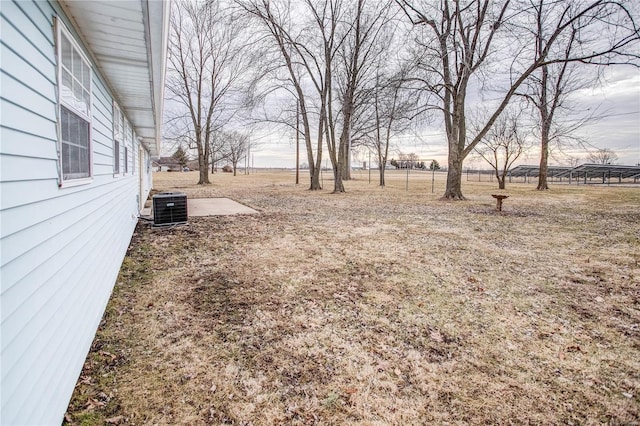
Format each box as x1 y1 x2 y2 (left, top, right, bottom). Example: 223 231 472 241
66 170 640 425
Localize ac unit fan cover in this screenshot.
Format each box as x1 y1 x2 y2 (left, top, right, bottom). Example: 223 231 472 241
152 192 188 226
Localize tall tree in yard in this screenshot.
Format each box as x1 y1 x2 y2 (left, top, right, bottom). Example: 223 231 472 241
238 0 395 192
238 0 326 190
516 1 622 190
367 67 415 186
397 0 640 199
331 0 395 187
166 0 253 185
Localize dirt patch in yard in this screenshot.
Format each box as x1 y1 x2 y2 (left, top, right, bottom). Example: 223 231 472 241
65 171 640 424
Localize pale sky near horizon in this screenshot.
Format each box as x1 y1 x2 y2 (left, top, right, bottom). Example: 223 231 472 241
240 65 639 169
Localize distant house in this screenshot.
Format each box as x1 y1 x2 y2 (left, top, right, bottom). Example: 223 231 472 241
0 1 169 424
187 159 201 171
153 156 182 172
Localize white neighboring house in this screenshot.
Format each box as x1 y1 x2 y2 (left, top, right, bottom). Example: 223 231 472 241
0 1 169 424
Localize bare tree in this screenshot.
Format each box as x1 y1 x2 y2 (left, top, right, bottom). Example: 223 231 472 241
209 129 229 173
397 0 640 199
588 148 618 164
366 70 414 186
238 0 327 190
222 130 249 175
516 0 607 190
238 0 396 192
166 0 253 185
330 0 396 188
474 108 530 189
308 0 344 193
566 155 583 167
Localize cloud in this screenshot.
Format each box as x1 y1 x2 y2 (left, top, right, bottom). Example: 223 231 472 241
169 65 639 169
572 67 640 165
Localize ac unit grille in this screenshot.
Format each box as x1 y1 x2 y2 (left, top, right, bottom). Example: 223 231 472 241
153 192 188 226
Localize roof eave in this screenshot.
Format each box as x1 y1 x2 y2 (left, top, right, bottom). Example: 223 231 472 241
58 0 169 156
142 0 170 156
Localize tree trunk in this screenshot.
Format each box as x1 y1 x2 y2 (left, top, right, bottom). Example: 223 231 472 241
197 147 210 184
442 148 465 199
340 140 351 180
198 165 210 184
499 168 507 190
304 135 322 191
537 62 551 191
333 133 347 193
537 125 550 190
379 165 385 187
310 152 322 190
442 115 466 199
310 170 321 190
339 146 350 181
307 157 322 190
333 166 345 193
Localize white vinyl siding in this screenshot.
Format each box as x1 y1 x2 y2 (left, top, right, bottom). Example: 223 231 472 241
0 1 156 424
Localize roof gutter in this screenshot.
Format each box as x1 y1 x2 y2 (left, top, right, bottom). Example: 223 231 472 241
142 0 170 156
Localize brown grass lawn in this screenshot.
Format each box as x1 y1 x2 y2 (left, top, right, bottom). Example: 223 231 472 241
66 170 640 425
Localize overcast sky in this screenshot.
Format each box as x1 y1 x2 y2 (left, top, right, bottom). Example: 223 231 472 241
570 67 640 165
245 65 639 169
163 1 640 171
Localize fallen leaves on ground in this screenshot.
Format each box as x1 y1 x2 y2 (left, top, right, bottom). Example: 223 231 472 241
64 171 640 425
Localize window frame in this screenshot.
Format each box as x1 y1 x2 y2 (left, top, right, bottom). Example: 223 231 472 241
132 132 136 174
124 119 131 175
113 102 122 175
56 19 93 187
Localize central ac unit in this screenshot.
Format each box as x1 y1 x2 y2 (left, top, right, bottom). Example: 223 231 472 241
152 192 188 226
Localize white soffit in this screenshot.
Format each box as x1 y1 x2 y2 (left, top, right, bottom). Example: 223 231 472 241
60 0 169 156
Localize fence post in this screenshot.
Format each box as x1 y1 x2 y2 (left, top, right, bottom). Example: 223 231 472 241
406 167 409 191
432 167 435 193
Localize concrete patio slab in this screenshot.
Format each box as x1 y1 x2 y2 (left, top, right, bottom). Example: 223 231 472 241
141 197 258 218
187 198 258 216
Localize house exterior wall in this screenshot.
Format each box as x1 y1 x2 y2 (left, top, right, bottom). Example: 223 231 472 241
140 146 153 209
0 1 154 424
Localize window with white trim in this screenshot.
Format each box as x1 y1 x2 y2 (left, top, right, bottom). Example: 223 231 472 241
113 103 122 174
132 133 136 174
57 21 92 182
124 120 131 174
